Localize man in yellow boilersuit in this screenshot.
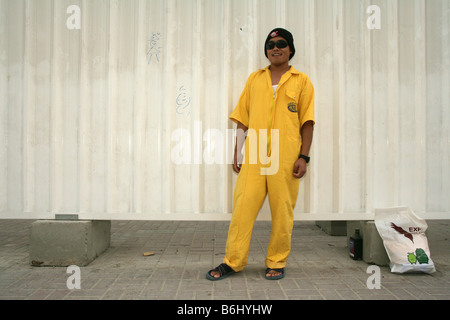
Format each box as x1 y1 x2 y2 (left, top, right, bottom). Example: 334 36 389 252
207 28 315 281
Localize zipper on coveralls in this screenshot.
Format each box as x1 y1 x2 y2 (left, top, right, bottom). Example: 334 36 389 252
267 91 276 157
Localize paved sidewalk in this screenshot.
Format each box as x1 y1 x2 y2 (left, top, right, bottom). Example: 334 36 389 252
0 219 449 300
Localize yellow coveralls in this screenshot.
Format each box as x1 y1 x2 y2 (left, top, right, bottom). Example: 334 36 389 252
225 66 315 272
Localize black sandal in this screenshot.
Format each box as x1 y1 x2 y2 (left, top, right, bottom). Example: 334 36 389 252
265 268 285 280
206 263 235 281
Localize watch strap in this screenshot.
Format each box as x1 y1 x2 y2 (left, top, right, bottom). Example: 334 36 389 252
298 154 310 163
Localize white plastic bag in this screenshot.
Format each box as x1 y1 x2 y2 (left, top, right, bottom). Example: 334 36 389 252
374 206 435 274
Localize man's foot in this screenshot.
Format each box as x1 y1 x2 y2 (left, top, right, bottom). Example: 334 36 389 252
265 268 285 280
206 263 235 281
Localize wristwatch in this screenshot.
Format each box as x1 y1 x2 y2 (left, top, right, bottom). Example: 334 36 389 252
298 154 310 163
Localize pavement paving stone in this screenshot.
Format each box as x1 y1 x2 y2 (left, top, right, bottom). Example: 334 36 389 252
0 219 448 300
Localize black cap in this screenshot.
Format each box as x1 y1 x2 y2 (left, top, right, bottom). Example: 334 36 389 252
264 28 295 60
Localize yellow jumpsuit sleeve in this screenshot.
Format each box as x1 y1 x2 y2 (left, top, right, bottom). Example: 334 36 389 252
298 75 315 129
229 75 253 127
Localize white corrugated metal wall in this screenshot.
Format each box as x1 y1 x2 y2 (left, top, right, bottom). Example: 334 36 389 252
0 0 449 220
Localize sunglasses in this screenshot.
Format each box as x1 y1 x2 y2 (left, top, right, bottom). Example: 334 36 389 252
265 40 289 50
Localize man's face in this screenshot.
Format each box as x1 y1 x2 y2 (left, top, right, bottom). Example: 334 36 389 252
266 36 292 66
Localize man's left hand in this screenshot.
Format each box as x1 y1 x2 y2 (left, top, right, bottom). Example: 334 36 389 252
293 158 307 179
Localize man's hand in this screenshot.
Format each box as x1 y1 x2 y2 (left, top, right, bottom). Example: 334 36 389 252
233 122 248 174
233 150 243 174
293 158 307 179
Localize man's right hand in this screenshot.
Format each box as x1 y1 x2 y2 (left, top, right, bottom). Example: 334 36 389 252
233 122 248 174
233 151 243 174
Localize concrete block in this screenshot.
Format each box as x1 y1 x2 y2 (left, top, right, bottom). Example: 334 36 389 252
316 221 347 236
29 220 111 267
347 221 390 266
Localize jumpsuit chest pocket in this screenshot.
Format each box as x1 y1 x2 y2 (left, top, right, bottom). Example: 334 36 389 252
285 90 300 112
282 89 301 142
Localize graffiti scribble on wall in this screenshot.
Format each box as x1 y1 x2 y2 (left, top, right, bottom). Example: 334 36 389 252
176 86 191 117
147 32 162 64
